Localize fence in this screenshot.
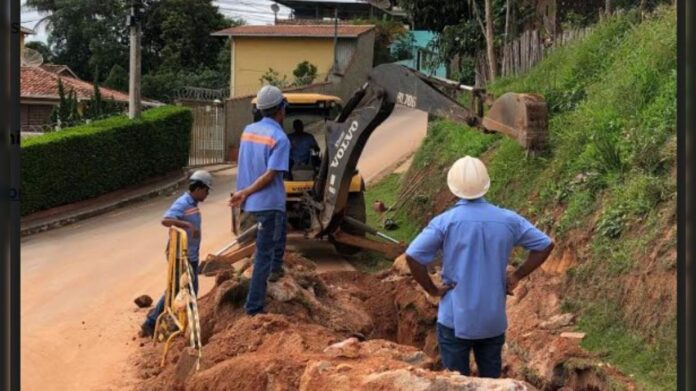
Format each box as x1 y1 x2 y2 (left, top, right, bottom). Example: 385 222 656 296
475 26 593 86
188 104 226 166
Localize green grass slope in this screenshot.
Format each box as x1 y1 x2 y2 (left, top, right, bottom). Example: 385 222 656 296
383 7 676 390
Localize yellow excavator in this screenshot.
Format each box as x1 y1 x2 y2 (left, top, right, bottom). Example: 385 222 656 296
201 64 548 274
246 92 367 256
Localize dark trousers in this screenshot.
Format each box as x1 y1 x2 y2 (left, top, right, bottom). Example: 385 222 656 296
437 323 505 378
244 210 287 315
144 261 199 329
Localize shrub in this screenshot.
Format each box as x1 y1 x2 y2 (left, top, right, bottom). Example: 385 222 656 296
21 106 192 215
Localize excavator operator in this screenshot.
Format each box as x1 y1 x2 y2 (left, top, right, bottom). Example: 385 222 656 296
288 119 320 172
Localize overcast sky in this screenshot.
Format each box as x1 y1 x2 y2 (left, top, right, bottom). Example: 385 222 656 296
21 0 292 43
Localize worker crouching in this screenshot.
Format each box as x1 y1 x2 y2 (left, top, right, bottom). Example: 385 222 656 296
139 170 213 338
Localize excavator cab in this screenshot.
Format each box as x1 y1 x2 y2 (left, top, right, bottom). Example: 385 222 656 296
248 93 366 249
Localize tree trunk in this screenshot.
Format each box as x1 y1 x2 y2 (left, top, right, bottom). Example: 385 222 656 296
605 0 612 15
485 0 497 81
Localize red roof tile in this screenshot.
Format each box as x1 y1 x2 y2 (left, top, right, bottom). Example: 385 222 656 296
20 66 163 106
212 24 374 38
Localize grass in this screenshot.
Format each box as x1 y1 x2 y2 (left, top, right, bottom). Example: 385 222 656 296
345 173 420 274
577 304 677 390
388 6 676 389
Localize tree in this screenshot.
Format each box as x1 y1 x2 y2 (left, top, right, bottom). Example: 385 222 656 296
50 78 80 128
140 0 237 73
26 0 242 96
292 61 318 87
259 68 289 89
392 33 416 61
103 64 128 92
484 0 497 81
27 0 129 80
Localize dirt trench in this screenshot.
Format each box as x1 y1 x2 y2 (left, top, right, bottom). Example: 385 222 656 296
132 252 629 391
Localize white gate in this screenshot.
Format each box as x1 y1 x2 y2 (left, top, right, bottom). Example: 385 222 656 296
189 104 225 166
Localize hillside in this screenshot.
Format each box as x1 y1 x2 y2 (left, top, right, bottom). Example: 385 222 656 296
373 6 676 390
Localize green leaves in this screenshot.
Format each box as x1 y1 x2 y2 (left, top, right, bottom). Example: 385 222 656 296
21 106 192 215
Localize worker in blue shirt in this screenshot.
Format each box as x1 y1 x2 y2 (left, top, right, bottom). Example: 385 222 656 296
230 85 291 316
403 156 554 378
139 170 213 338
288 119 320 170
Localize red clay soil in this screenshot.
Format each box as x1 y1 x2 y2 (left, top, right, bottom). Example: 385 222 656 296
132 248 635 391
132 253 534 390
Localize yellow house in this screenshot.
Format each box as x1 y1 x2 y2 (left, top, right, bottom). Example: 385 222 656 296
212 24 375 97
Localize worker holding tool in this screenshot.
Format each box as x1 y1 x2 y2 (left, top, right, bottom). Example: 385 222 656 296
229 85 291 316
402 156 554 378
139 170 212 338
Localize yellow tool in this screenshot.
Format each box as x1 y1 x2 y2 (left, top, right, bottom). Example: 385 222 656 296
153 227 202 370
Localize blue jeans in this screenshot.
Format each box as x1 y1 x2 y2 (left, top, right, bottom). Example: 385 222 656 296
437 323 505 378
144 261 199 329
244 210 287 315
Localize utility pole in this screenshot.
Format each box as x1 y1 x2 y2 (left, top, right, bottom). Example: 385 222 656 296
332 7 338 74
128 0 142 119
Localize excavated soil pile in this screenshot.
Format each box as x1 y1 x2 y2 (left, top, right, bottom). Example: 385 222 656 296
133 253 533 390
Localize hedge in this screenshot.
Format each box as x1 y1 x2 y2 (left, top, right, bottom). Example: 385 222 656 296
21 105 192 215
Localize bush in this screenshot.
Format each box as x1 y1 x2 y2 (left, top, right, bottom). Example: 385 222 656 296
21 106 192 215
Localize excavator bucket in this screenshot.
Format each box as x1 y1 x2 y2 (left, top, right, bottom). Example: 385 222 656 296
481 93 548 152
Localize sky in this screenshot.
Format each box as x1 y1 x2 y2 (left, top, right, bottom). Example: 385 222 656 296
20 0 292 43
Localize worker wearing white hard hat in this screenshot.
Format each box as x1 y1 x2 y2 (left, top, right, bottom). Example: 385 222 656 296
399 155 554 378
230 85 291 316
140 170 213 337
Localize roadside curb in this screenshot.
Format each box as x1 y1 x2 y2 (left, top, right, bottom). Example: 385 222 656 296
21 173 188 237
21 164 236 237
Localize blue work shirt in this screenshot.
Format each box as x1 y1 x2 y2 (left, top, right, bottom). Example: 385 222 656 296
163 192 202 264
288 131 319 166
406 198 552 340
236 117 291 212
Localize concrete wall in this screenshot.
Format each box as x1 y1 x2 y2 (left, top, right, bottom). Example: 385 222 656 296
232 37 336 97
330 30 375 101
224 81 334 160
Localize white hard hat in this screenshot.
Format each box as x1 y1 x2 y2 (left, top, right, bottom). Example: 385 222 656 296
189 170 213 189
447 156 490 199
256 85 285 110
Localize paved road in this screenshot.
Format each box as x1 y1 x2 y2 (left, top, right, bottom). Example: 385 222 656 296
20 107 427 390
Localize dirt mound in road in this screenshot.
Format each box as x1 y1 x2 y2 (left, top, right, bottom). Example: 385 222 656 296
132 253 534 390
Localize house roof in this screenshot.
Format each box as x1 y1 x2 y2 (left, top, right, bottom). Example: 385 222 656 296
38 64 79 79
212 24 374 38
21 65 145 104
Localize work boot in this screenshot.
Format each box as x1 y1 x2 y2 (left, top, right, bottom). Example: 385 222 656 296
139 322 154 338
268 268 285 282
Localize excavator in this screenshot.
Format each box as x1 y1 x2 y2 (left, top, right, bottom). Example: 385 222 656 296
199 63 548 274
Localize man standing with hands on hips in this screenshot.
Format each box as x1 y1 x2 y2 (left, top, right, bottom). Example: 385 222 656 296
229 85 290 316
402 155 554 378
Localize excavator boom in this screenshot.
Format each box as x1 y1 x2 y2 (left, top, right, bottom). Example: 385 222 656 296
312 64 548 236
201 64 549 274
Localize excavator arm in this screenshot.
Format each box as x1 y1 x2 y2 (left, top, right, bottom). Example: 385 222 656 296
200 64 548 274
312 63 548 237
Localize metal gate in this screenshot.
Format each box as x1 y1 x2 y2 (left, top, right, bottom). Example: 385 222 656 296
189 104 225 166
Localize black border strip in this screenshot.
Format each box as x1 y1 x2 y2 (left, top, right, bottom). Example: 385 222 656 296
678 0 694 389
10 0 20 389
2 0 21 389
